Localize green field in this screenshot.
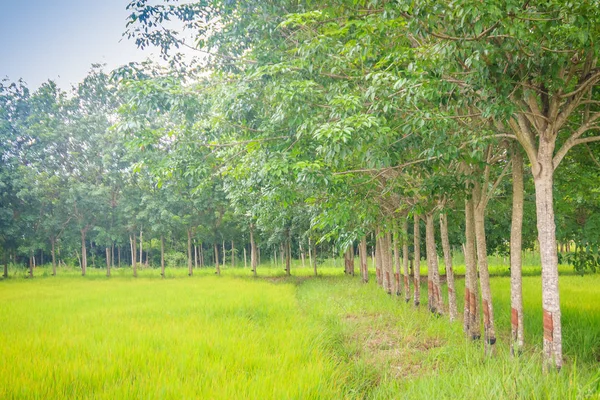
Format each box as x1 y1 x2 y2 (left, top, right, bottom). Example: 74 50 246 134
1 263 599 399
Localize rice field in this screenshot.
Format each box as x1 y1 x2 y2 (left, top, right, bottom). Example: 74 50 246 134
1 261 599 399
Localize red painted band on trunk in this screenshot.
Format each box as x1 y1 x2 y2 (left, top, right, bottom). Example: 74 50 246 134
543 309 553 342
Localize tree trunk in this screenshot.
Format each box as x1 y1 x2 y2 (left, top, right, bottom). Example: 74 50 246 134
187 229 193 276
231 240 235 268
139 229 143 267
244 247 247 269
194 243 198 269
534 153 562 370
383 231 393 294
300 242 306 268
51 236 57 276
81 229 87 276
131 232 137 278
473 182 496 354
402 219 410 303
105 247 111 277
393 227 401 296
160 235 165 278
375 228 382 286
359 237 368 283
200 244 204 268
413 215 421 306
464 198 480 340
511 144 525 356
285 233 291 276
250 224 258 276
426 214 443 315
312 242 318 276
111 243 115 268
440 213 457 321
29 250 34 278
308 237 313 269
344 245 355 276
214 242 221 275
118 246 121 268
222 240 226 267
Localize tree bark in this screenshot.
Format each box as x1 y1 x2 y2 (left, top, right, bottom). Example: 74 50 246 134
308 237 313 269
131 232 137 277
51 236 57 276
187 229 193 276
359 237 368 283
231 240 235 268
383 231 393 294
139 228 143 267
194 243 198 269
81 229 87 276
473 182 497 354
439 213 457 321
464 198 480 340
413 215 421 306
250 224 258 276
426 214 443 315
214 242 221 275
300 241 306 268
534 152 562 370
160 235 165 278
118 246 121 268
222 240 226 267
105 247 111 277
402 219 410 303
393 227 401 296
312 242 318 276
375 228 383 287
285 233 291 276
511 143 525 356
29 250 34 278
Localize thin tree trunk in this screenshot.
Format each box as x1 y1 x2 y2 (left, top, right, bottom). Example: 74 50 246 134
285 232 291 276
105 247 111 277
250 224 257 276
344 245 355 276
359 237 368 283
231 240 235 268
111 242 115 268
426 214 443 315
139 228 143 267
29 250 34 278
222 240 226 267
194 243 198 269
383 231 393 294
393 227 401 296
402 219 410 303
187 229 193 276
413 214 421 307
473 182 496 355
312 242 318 276
274 247 278 267
300 242 306 268
464 198 480 340
308 237 313 268
200 244 204 268
131 232 137 277
214 242 221 275
534 154 562 370
511 144 525 356
440 213 457 321
81 229 87 276
118 246 121 268
51 236 57 276
375 228 383 287
160 235 165 278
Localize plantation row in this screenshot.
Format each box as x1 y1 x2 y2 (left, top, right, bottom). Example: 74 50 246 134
2 0 600 372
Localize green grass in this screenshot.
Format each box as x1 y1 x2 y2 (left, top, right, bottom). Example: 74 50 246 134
1 261 599 399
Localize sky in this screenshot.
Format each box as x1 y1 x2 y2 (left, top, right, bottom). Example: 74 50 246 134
0 0 164 90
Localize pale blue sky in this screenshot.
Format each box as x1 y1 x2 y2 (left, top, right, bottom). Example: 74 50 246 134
0 0 160 89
